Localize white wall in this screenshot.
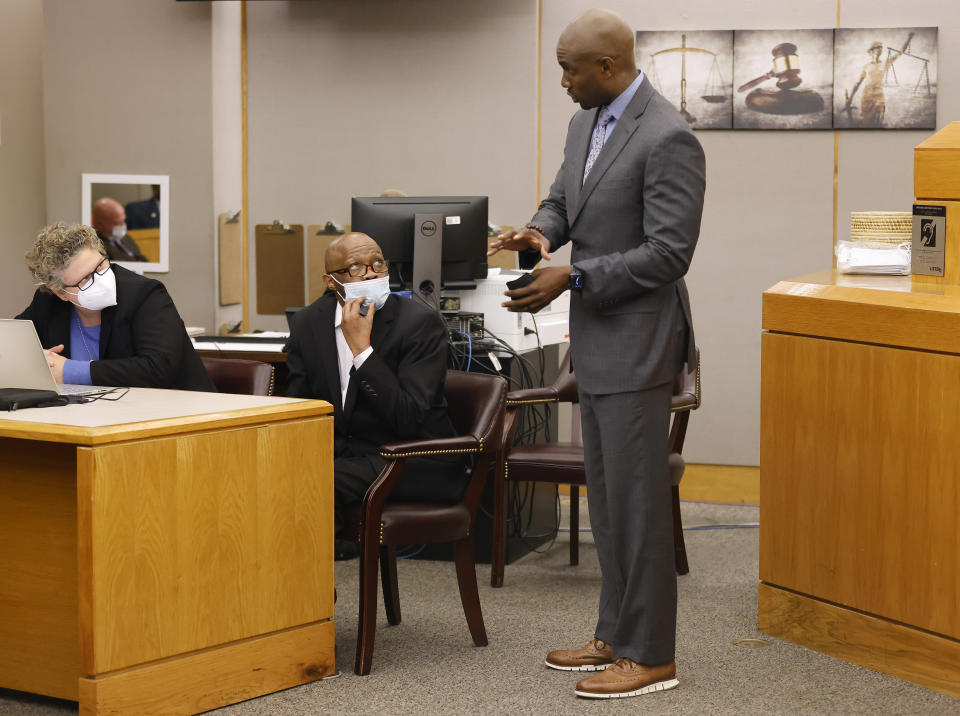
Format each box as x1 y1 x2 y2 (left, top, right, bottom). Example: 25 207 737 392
42 0 215 330
245 0 539 330
0 0 46 319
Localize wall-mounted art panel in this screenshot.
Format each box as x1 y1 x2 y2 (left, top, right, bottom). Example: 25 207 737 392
833 27 937 129
733 29 834 130
636 30 734 129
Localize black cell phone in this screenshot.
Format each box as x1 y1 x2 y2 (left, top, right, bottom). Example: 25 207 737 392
358 298 373 316
506 273 535 290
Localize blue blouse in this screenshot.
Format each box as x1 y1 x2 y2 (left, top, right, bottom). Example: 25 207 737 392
63 309 101 385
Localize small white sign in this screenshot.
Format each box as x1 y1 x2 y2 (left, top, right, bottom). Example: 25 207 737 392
445 215 461 225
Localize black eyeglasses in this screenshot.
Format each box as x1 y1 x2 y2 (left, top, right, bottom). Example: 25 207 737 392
63 256 110 291
328 258 389 278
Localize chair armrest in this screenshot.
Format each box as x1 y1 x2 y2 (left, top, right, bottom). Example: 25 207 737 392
671 392 698 412
506 386 560 406
379 434 484 459
362 436 482 522
671 348 701 413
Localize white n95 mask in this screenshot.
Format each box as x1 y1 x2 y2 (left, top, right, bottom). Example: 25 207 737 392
68 266 118 311
110 223 128 241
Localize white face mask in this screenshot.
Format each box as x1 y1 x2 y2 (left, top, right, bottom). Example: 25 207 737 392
64 265 118 311
331 275 391 310
110 223 127 241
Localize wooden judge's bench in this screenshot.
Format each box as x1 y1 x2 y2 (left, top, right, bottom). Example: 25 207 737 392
759 122 960 698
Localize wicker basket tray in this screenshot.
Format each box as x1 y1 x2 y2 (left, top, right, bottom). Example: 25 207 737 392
849 211 912 244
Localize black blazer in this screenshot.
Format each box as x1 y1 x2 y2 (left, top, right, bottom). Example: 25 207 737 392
104 234 148 262
286 292 456 459
16 264 215 391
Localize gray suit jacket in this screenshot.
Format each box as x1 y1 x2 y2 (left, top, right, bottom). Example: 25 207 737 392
525 77 705 394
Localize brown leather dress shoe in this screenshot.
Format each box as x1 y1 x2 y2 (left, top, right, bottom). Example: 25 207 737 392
545 638 613 672
574 658 678 699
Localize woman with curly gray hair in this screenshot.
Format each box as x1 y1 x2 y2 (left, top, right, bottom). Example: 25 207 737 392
16 222 214 391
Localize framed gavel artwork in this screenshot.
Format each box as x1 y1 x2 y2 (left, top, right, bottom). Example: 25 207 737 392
638 26 937 131
733 30 835 129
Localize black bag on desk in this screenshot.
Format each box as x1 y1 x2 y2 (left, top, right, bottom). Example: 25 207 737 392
0 388 67 411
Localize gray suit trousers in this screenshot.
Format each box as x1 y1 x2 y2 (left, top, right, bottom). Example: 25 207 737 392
579 381 676 665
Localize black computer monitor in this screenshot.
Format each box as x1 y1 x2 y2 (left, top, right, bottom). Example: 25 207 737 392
351 196 488 292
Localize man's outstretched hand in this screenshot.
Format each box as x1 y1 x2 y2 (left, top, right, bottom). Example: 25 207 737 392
487 227 551 262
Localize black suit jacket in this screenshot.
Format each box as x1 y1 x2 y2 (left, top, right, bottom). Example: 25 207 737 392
16 264 215 391
104 234 148 262
286 293 457 460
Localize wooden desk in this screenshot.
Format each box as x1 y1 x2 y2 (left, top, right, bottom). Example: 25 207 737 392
759 269 960 698
0 389 335 714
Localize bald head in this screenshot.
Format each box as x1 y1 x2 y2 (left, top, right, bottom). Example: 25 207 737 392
556 9 637 109
560 9 635 66
323 232 388 299
324 232 381 271
91 197 125 238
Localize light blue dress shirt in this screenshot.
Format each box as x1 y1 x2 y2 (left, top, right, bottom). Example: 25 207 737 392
594 69 646 147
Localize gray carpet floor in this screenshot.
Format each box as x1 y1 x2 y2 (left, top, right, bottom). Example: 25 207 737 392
2 500 957 715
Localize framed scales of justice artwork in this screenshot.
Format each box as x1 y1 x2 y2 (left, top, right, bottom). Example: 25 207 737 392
636 26 937 131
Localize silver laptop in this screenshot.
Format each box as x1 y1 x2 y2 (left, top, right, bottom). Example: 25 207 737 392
0 319 115 397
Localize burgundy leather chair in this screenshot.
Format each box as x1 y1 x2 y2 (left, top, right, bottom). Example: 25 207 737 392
343 370 506 675
200 356 275 396
490 350 701 588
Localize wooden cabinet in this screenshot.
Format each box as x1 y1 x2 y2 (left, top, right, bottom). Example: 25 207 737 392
759 270 960 698
0 389 335 715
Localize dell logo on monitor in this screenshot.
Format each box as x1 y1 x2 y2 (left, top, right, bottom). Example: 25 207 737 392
419 219 437 237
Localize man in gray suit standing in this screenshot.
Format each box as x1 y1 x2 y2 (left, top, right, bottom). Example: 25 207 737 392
489 8 705 700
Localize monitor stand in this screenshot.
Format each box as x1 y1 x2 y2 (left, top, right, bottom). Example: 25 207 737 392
413 213 442 298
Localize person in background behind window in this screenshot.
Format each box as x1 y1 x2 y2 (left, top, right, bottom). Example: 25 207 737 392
92 197 148 262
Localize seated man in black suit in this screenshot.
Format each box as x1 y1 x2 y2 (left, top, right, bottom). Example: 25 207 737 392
286 232 468 558
92 197 148 262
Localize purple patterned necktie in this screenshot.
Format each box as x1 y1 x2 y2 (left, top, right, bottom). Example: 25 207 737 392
582 106 613 185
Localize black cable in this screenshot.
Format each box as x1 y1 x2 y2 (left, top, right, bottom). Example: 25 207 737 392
530 313 545 382
516 485 562 551
456 324 556 546
480 327 541 391
73 387 129 403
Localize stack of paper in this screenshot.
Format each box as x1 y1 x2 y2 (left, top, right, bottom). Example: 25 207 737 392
836 240 911 276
